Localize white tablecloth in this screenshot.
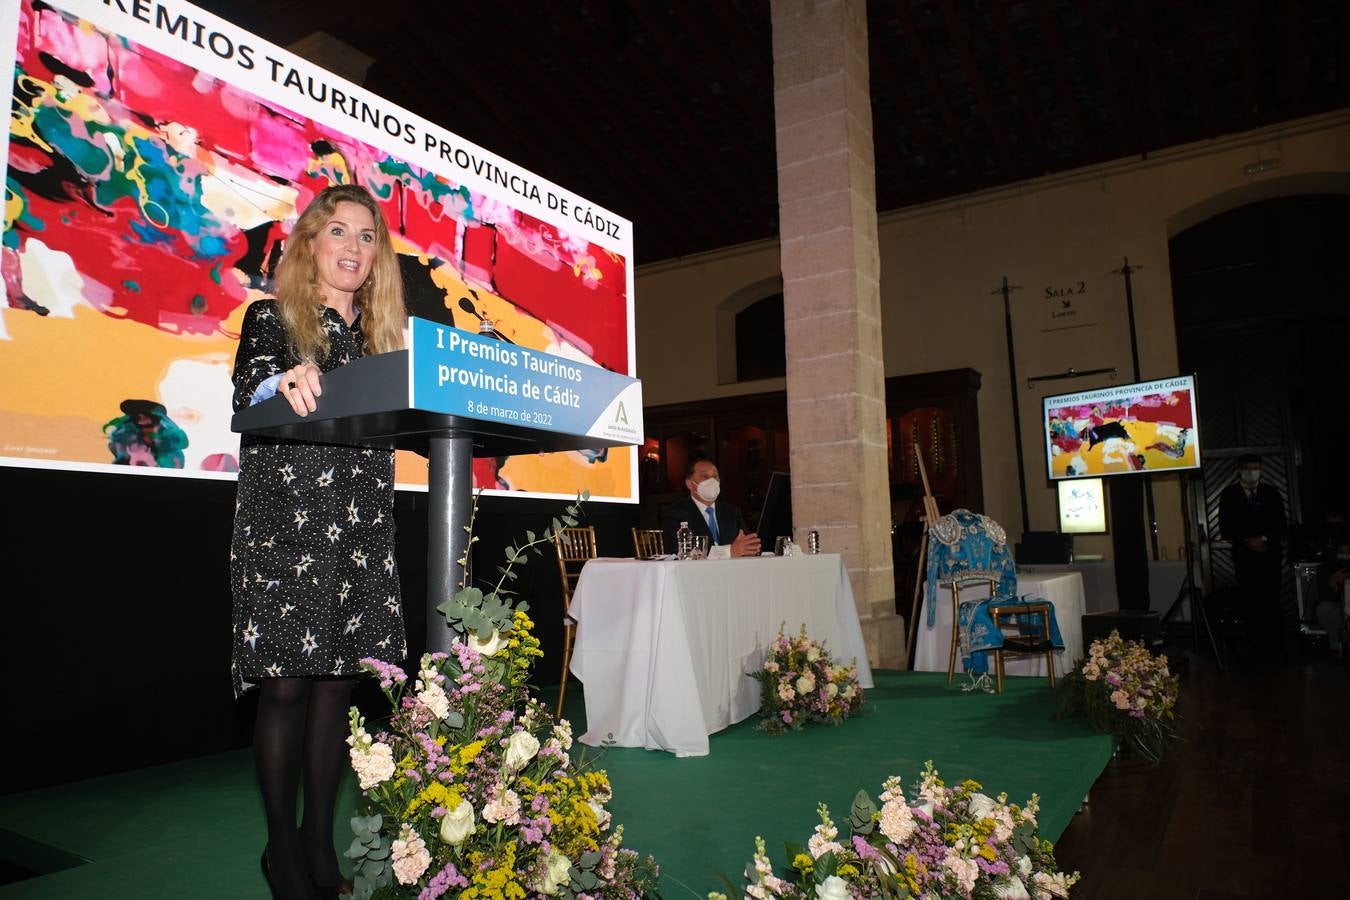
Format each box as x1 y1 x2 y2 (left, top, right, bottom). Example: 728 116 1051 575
1017 561 1117 614
912 572 1085 679
568 553 874 757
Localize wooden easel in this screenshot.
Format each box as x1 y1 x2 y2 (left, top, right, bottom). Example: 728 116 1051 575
904 443 942 669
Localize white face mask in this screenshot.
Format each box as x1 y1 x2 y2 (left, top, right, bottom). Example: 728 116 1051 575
695 477 721 503
1239 470 1261 487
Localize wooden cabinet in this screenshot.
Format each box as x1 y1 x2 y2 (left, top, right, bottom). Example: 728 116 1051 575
638 393 790 530
641 369 983 547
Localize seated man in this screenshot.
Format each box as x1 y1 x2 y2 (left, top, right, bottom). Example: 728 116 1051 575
660 457 761 558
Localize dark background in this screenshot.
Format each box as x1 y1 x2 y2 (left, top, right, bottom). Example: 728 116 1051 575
0 464 637 795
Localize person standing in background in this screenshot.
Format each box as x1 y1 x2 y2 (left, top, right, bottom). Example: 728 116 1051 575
1219 454 1287 657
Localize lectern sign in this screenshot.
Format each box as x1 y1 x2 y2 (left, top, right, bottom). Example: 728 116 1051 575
408 318 643 444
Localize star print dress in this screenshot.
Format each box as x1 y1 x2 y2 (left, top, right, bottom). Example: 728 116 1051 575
229 299 406 697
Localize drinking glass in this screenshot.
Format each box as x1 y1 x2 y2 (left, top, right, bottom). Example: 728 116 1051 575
691 535 710 559
774 535 791 556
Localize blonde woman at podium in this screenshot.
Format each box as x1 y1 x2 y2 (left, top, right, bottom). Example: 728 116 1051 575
229 184 408 900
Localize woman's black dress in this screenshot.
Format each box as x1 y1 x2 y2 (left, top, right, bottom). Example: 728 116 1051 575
229 300 406 696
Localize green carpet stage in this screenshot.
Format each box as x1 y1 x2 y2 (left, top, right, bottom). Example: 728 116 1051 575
0 672 1111 898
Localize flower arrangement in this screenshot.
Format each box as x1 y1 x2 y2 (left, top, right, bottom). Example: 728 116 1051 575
1055 629 1180 766
719 761 1078 900
747 624 864 734
343 493 659 899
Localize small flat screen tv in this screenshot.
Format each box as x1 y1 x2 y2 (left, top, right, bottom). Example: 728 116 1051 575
756 471 793 547
1057 477 1108 534
1043 375 1201 481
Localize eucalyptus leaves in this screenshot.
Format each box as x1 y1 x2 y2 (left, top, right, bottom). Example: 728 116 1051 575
342 491 658 898
435 491 589 642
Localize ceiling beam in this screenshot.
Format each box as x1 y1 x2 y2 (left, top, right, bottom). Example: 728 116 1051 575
659 2 778 238
866 78 918 205
476 2 716 258
1342 0 1350 101
894 2 977 182
1080 0 1130 158
1183 0 1213 140
616 6 763 207
938 0 1015 181
370 15 658 262
1238 0 1256 128
1030 0 1089 161
1287 0 1305 116
867 21 945 199
1133 0 1169 150
987 0 1050 176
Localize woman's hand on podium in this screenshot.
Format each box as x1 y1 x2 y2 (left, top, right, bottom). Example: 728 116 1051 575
281 362 323 416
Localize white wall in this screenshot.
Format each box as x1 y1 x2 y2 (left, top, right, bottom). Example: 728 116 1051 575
634 110 1350 556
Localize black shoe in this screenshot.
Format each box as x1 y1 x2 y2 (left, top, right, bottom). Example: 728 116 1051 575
261 847 320 900
310 875 353 900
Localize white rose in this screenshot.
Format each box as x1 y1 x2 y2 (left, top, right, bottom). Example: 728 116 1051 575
1017 855 1033 878
468 629 509 657
967 792 999 821
503 730 541 772
842 685 856 700
439 798 475 846
534 847 572 895
795 673 816 695
815 875 849 900
992 876 1031 899
806 647 821 663
826 682 839 698
588 797 612 831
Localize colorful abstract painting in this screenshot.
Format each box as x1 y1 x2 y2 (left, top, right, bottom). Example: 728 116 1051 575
0 0 636 500
1043 376 1201 480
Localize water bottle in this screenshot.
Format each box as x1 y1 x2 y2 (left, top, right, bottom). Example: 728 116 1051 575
807 530 820 554
676 521 692 559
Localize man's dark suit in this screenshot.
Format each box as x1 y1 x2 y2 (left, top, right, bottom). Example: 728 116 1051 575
1218 479 1287 637
660 496 748 554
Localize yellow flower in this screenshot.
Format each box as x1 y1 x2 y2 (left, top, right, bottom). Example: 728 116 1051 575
792 852 814 874
405 782 461 818
461 842 527 900
452 739 486 774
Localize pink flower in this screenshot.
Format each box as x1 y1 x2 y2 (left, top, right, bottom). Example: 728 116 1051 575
390 824 431 885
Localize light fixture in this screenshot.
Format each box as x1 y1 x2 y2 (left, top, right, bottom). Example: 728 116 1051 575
1243 158 1280 176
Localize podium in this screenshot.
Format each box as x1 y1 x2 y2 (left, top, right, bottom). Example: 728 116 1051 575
232 316 643 654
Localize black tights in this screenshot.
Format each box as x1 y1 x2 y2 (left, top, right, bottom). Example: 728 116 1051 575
256 677 355 897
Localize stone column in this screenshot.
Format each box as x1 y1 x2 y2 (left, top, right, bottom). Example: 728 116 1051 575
771 0 901 668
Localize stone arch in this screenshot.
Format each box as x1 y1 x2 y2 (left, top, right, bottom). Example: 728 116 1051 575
1166 171 1350 239
714 275 784 384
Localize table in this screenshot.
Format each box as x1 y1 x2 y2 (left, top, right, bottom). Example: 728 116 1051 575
1147 560 1189 619
1017 561 1117 614
567 553 875 757
1018 560 1193 618
912 571 1085 679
